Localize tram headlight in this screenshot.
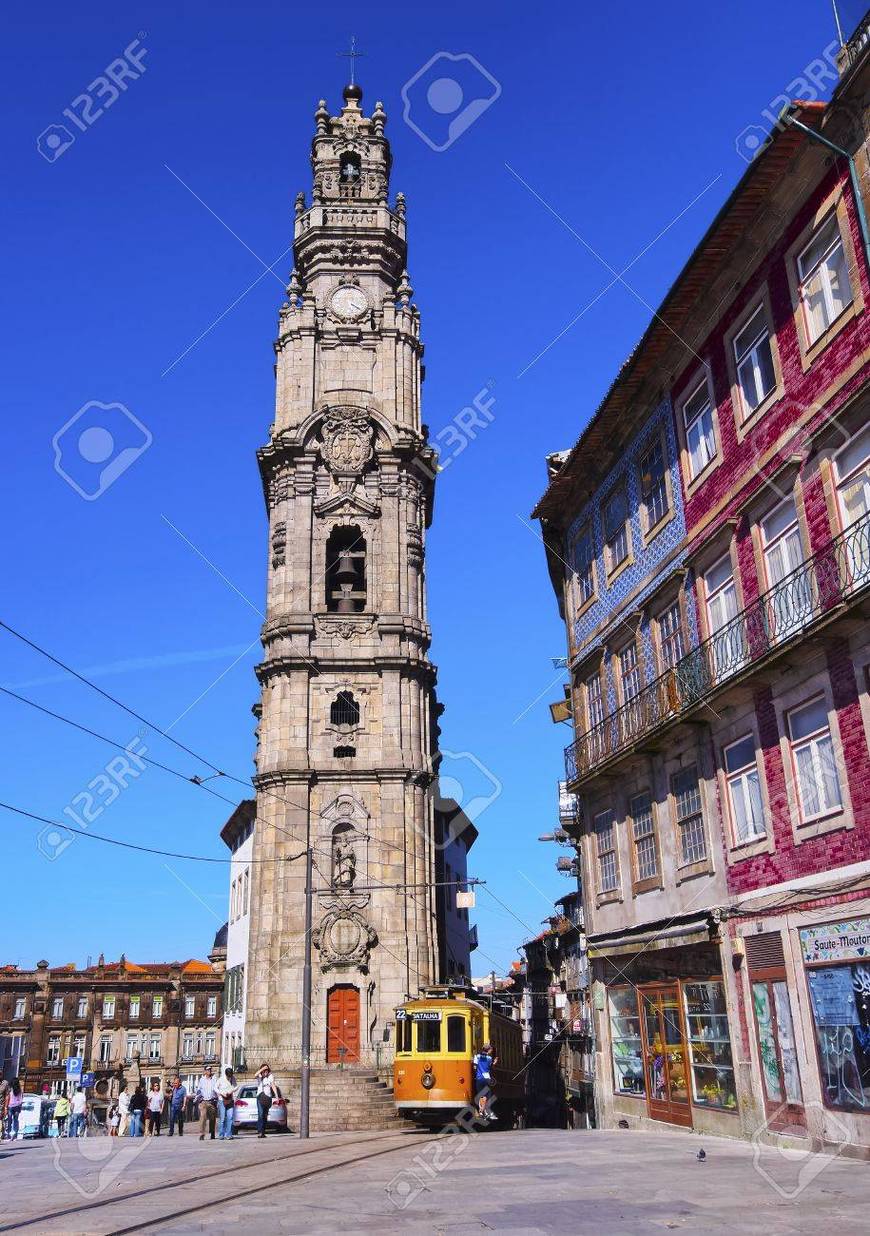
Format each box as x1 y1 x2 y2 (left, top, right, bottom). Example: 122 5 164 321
421 1065 436 1090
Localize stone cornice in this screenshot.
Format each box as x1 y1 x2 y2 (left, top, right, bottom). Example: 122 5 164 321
255 655 437 684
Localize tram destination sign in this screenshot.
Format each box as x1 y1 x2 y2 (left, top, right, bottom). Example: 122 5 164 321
411 1010 442 1021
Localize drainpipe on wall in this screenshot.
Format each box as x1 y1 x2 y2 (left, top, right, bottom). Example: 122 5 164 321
779 105 870 275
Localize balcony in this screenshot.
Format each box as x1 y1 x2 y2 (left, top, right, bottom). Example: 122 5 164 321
565 514 870 785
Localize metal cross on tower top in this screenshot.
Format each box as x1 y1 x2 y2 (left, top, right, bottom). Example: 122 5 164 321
338 34 365 86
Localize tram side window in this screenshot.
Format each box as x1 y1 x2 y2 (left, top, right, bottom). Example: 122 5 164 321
447 1015 466 1053
416 1021 441 1053
398 1019 412 1053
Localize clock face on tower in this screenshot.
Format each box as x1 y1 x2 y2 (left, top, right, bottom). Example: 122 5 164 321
329 285 369 322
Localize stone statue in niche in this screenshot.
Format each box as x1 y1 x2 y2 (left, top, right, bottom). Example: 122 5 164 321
332 830 357 890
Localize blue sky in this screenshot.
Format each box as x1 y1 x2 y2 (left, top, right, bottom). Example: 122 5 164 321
0 1 848 973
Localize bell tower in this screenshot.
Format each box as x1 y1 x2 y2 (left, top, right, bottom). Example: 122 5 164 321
244 83 440 1079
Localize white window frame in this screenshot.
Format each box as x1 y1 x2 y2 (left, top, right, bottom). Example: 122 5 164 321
602 485 630 572
733 303 775 418
99 1034 112 1063
796 214 853 343
658 601 685 672
52 997 64 1020
242 868 250 916
573 521 596 605
639 436 669 530
46 1036 61 1064
585 671 605 731
682 375 716 479
671 765 708 866
833 424 870 532
102 995 115 1019
149 1034 161 1061
723 734 767 844
618 642 642 705
593 809 619 894
129 995 140 1020
630 792 658 883
76 996 87 1019
786 697 843 823
14 997 25 1019
184 995 195 1019
207 994 217 1018
152 995 163 1018
73 1034 86 1058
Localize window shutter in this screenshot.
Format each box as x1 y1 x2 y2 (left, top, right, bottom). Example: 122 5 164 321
745 931 785 972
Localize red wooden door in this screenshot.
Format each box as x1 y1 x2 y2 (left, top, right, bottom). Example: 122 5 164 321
327 985 360 1063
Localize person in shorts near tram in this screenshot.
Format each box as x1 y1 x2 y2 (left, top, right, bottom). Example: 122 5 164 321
472 1044 498 1122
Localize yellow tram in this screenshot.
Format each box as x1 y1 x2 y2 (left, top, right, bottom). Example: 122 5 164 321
393 986 526 1127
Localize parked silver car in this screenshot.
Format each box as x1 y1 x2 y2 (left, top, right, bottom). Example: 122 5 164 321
232 1083 289 1132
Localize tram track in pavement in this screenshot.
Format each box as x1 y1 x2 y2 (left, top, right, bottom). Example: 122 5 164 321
1 1128 438 1235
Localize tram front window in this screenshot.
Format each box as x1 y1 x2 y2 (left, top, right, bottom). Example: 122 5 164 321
416 1020 441 1053
447 1015 466 1052
397 1019 412 1052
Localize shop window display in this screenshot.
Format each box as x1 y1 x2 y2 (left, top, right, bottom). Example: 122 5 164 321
807 963 870 1110
683 981 737 1110
609 987 645 1095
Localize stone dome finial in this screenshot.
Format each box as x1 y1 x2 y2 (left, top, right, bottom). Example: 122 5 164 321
314 99 329 133
343 82 363 104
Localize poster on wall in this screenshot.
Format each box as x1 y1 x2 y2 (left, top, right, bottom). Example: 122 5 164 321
800 918 870 965
807 966 860 1027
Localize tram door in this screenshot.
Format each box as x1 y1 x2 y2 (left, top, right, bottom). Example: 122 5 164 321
327 985 360 1063
640 985 693 1127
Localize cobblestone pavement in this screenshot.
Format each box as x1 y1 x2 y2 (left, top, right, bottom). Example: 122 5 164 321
1 1127 869 1234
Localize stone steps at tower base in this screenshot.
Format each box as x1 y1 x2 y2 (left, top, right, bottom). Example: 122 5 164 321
276 1068 406 1133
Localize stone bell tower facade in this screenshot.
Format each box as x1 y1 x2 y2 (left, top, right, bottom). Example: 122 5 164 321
243 83 439 1075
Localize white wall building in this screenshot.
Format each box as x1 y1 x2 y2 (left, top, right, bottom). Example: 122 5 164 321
220 800 255 1070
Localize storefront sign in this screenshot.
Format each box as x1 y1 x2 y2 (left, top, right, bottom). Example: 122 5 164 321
800 918 870 964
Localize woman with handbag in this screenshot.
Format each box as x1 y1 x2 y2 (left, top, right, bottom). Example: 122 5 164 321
216 1067 237 1140
255 1063 276 1138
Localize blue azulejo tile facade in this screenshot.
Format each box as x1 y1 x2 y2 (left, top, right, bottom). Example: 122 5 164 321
564 398 697 710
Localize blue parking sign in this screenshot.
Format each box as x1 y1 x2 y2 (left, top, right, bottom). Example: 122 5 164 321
65 1057 82 1077
81 1072 95 1088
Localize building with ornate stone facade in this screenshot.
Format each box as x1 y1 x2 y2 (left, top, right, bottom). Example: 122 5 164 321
0 954 224 1122
241 80 449 1095
535 37 869 1152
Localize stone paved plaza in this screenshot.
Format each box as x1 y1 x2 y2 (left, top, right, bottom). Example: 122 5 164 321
1 1128 869 1234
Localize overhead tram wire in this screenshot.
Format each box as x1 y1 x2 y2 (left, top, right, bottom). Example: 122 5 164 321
0 618 487 934
0 618 224 774
0 678 450 915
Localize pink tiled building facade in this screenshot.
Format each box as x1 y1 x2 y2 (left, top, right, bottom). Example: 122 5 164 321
534 40 870 1152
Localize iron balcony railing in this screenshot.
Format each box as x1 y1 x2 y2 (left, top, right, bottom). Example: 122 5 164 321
565 513 870 785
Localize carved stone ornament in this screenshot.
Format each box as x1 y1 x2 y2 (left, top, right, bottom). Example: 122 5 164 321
320 406 374 475
312 907 377 972
316 614 374 640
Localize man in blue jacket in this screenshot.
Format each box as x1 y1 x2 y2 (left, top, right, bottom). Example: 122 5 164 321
167 1077 187 1137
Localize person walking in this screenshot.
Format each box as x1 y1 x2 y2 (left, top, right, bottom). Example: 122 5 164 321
117 1084 131 1137
68 1086 88 1138
53 1092 70 1138
6 1080 23 1140
145 1080 164 1136
255 1063 277 1139
195 1066 219 1140
167 1077 187 1137
128 1083 147 1137
216 1067 237 1140
0 1077 9 1141
108 1105 120 1136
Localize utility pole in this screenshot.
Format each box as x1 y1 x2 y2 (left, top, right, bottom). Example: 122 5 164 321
299 846 313 1140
